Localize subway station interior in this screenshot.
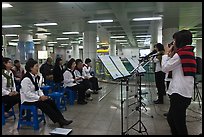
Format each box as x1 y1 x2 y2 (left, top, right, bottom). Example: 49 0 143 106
2 2 202 135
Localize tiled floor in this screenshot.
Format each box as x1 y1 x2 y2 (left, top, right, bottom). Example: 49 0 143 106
2 81 202 135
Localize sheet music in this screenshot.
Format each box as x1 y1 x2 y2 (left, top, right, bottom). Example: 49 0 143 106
98 55 123 79
110 56 131 77
126 57 146 73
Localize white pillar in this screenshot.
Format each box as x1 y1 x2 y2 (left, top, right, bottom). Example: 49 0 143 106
109 39 116 56
2 35 7 57
83 23 97 69
72 44 79 59
18 33 34 63
116 43 122 56
196 39 202 58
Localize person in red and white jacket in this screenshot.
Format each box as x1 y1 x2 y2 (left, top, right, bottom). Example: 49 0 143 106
162 30 196 135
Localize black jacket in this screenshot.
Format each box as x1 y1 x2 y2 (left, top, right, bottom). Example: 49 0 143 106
53 65 64 83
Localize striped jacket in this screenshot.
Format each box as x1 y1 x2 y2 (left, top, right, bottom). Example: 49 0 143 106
177 45 196 77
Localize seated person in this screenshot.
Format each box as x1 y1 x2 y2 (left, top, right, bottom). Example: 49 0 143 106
74 59 93 100
11 60 25 92
83 58 102 94
20 58 72 128
39 57 54 85
2 57 21 116
63 58 87 105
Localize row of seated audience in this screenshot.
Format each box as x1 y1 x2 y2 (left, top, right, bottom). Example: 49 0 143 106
2 57 102 128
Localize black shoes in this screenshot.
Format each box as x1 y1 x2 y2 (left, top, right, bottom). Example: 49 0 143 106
59 119 73 128
96 87 102 91
163 112 168 117
153 100 163 104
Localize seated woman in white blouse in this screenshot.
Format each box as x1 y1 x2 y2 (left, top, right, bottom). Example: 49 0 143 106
63 58 87 105
83 58 102 94
20 58 72 128
2 57 20 115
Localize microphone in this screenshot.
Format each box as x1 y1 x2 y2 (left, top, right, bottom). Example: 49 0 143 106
149 52 163 57
141 49 157 61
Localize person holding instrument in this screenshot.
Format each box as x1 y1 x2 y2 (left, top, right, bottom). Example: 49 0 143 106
152 43 166 104
162 30 196 135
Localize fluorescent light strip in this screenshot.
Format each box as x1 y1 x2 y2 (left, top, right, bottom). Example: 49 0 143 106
88 20 113 23
34 23 58 26
35 33 51 35
33 39 41 41
133 17 162 21
48 44 54 46
2 25 22 28
56 38 69 40
110 36 125 39
62 32 79 35
136 35 151 37
71 41 79 44
78 37 83 40
120 43 128 45
5 34 18 37
137 40 145 42
48 42 57 44
193 38 202 40
2 3 13 8
8 42 17 46
11 39 19 42
115 40 127 42
61 44 69 46
34 42 41 44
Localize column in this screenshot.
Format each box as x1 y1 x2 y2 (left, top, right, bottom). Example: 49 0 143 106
83 23 97 69
116 43 122 56
72 43 79 59
196 39 202 58
18 33 34 63
150 20 159 51
109 39 116 56
2 35 7 57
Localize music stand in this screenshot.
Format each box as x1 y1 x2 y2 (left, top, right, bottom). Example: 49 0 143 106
98 55 131 135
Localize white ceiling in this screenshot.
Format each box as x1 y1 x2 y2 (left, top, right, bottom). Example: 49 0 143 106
2 2 202 47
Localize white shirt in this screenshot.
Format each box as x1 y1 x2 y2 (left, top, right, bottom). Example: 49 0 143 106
162 54 194 98
74 69 86 83
63 69 77 87
83 65 93 78
20 72 44 104
153 57 162 72
2 70 16 96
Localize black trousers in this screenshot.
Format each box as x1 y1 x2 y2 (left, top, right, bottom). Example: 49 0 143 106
167 93 191 135
70 84 86 103
166 81 170 90
2 94 21 112
23 99 64 123
155 71 166 102
89 77 100 90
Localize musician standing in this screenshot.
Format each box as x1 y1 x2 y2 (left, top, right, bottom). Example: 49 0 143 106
152 43 166 104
